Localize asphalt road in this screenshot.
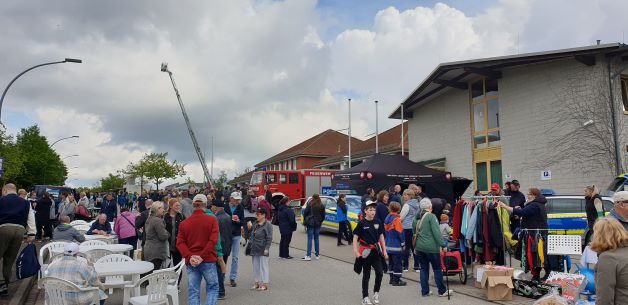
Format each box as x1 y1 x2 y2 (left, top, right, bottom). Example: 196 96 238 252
33 223 524 305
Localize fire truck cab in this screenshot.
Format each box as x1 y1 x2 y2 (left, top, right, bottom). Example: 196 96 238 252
249 169 335 205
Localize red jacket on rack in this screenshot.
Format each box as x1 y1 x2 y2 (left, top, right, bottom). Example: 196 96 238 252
452 199 464 240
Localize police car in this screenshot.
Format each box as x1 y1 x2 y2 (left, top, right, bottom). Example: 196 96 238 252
300 195 362 233
545 195 613 243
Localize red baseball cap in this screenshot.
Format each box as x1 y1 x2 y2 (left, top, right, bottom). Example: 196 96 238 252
490 183 501 191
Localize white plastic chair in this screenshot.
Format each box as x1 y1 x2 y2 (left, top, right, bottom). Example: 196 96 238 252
96 254 134 294
38 242 69 280
70 220 88 226
81 240 107 246
155 260 185 305
40 276 100 305
83 249 113 263
123 271 177 305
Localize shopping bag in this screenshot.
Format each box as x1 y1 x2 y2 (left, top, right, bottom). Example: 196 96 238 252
16 244 40 280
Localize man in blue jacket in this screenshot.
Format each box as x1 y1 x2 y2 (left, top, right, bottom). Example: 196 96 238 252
101 193 118 222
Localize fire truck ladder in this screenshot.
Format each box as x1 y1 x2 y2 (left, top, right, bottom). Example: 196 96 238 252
161 62 213 189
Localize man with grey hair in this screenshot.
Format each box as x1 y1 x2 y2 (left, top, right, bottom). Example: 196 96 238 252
390 185 402 204
0 183 36 295
181 190 193 218
86 214 112 235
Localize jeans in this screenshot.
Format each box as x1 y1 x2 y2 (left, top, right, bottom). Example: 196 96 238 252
279 233 292 258
229 235 241 281
361 251 383 298
306 226 321 257
217 270 225 297
403 229 419 270
417 251 446 295
187 262 219 305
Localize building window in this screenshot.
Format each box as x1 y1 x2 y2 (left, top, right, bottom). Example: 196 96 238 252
266 173 277 184
475 160 503 192
621 76 628 113
470 79 500 148
279 174 287 184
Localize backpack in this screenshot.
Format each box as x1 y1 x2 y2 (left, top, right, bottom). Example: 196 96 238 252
16 244 40 280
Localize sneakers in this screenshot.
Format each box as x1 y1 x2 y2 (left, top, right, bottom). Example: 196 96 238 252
230 280 237 287
438 290 454 297
286 256 294 259
422 291 433 297
403 268 409 272
361 297 373 305
315 255 320 260
391 279 407 286
217 295 226 300
372 292 380 304
414 268 421 272
302 256 312 261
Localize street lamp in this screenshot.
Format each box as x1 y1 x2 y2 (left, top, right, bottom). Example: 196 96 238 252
50 135 79 147
0 58 82 123
62 154 79 160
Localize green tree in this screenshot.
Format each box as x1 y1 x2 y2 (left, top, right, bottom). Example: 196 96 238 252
100 173 125 192
0 129 24 186
212 170 228 190
14 126 67 188
139 153 185 190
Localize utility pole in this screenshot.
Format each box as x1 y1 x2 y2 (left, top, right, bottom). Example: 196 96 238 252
211 136 214 179
375 100 379 154
401 102 404 156
348 98 352 168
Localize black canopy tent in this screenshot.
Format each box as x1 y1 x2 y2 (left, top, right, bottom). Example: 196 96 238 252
332 154 472 203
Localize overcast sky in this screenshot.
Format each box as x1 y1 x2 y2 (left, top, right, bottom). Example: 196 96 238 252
1 0 627 188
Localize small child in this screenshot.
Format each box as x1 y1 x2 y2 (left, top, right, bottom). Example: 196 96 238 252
384 202 406 286
439 214 453 246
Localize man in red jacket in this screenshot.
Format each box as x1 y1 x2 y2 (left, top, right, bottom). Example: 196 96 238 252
177 194 220 305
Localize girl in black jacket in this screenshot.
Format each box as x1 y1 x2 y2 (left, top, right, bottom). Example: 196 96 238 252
302 194 326 261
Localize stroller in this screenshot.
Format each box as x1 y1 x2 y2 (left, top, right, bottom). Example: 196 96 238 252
440 248 467 284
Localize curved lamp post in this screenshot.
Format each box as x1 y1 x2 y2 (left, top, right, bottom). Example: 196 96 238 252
62 154 79 160
0 58 82 123
50 135 79 147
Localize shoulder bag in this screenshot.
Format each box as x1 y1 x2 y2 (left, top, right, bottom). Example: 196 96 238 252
245 225 259 256
412 212 429 249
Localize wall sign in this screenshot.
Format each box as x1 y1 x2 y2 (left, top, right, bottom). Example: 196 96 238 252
541 170 552 181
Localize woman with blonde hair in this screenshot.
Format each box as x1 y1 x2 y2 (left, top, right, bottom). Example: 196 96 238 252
590 217 628 304
144 201 170 271
584 185 604 245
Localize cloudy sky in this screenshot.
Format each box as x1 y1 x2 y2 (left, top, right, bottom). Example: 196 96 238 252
2 0 627 188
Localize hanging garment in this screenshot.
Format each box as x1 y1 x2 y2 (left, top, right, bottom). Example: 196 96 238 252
521 233 528 272
482 202 493 262
466 203 479 243
538 236 545 267
452 199 464 240
487 204 504 249
498 207 517 248
461 202 470 237
527 235 535 272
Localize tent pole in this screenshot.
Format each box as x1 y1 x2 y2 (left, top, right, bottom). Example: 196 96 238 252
348 98 352 168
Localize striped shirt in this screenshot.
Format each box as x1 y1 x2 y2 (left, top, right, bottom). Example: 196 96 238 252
44 256 107 304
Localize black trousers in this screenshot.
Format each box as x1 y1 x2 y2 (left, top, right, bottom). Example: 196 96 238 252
35 216 53 239
361 252 383 298
119 236 138 258
337 220 352 244
279 233 293 258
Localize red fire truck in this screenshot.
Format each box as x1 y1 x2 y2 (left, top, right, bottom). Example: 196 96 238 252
249 169 335 205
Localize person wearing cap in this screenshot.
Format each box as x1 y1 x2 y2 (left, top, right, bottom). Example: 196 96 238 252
224 191 244 287
353 201 387 305
611 191 628 230
0 183 36 295
489 183 503 196
144 201 170 271
45 243 107 305
508 180 526 232
210 199 232 300
413 198 452 297
177 193 220 305
246 207 273 291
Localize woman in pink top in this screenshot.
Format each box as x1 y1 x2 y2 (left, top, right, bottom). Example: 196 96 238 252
114 208 138 257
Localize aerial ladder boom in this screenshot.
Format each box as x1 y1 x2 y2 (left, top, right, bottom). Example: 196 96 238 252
161 62 213 189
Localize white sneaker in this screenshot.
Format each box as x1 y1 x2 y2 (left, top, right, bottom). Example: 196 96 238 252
422 291 433 297
403 268 409 272
315 255 320 260
302 256 311 261
361 297 373 305
372 292 380 304
438 290 453 297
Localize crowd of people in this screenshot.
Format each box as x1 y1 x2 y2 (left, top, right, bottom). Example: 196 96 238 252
0 180 628 304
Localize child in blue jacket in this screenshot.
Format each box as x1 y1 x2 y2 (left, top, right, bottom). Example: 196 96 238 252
384 202 406 286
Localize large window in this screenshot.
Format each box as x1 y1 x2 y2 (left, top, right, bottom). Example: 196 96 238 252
471 79 500 148
475 161 503 192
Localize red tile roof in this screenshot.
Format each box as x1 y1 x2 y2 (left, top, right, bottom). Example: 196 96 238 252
315 124 408 166
255 129 365 167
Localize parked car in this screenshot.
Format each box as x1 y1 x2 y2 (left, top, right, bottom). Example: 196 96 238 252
300 195 362 233
545 195 613 244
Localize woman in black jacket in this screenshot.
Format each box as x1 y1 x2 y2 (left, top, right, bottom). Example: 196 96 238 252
164 198 185 268
34 192 53 240
277 197 297 259
584 185 604 245
302 194 326 261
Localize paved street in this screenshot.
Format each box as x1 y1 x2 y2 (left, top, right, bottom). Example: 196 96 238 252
29 223 537 305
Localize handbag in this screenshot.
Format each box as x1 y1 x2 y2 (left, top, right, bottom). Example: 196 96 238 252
245 225 259 256
412 213 429 249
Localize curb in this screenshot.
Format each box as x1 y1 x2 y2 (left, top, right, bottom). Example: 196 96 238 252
8 276 36 305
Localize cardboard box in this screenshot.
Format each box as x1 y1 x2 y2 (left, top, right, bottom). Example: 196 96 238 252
482 275 514 301
474 265 514 289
